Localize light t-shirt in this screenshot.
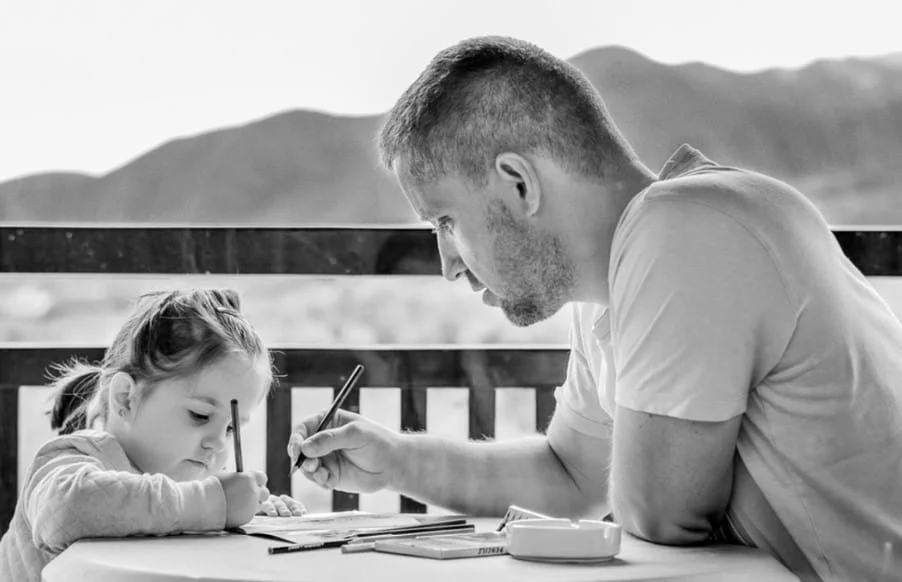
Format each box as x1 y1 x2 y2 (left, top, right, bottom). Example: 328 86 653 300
553 144 902 582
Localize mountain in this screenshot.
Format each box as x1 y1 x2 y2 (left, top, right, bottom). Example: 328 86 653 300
2 47 901 226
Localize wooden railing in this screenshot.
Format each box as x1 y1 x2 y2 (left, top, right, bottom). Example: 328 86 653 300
1 225 901 535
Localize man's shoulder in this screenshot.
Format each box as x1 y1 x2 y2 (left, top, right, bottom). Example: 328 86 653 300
621 164 810 251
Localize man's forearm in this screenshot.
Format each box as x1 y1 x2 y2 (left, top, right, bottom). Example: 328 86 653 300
390 433 605 519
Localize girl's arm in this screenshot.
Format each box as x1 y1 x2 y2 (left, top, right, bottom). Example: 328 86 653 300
25 448 226 551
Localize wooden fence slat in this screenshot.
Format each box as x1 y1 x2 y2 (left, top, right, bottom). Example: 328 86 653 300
0 387 18 536
331 379 361 512
535 385 557 434
399 351 428 514
463 351 496 440
265 354 292 496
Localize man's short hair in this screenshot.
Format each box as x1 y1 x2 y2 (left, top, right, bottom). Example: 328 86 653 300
378 35 637 187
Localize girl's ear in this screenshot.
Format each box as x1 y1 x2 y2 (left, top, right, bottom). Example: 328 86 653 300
109 371 138 422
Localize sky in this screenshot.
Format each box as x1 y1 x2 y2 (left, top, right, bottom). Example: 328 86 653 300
1 0 900 183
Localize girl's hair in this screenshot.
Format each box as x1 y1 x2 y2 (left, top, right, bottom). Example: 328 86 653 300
48 289 272 435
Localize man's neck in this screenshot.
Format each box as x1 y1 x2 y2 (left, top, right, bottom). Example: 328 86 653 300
566 164 656 305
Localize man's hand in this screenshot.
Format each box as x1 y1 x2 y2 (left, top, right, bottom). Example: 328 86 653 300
287 409 402 493
257 493 306 517
216 470 269 528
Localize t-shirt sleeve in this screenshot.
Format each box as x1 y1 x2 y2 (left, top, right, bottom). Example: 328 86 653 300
552 304 614 438
609 198 795 421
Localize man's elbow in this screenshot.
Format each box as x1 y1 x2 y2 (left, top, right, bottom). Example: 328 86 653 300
625 514 712 545
613 500 714 545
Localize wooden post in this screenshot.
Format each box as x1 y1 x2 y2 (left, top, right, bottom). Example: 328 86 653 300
535 385 557 434
0 386 18 536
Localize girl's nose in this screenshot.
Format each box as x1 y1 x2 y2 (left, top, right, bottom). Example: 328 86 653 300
201 428 228 453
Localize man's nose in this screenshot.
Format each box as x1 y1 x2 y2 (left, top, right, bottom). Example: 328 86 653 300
438 237 466 282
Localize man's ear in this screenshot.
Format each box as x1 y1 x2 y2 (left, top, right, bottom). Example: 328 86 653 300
109 371 138 422
494 153 541 217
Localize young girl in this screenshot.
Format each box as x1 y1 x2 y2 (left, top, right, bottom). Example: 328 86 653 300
0 289 304 582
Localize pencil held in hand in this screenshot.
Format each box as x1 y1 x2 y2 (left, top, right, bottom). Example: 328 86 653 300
291 364 364 474
231 398 244 472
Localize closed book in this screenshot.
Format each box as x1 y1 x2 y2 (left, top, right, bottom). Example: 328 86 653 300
372 532 507 560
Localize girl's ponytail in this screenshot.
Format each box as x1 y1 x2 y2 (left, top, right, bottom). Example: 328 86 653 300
48 360 103 435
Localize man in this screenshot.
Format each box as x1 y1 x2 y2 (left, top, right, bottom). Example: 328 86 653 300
288 36 902 581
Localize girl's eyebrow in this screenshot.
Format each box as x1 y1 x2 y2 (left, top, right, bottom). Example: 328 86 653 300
188 396 221 408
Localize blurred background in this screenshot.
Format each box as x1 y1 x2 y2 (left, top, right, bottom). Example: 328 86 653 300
2 0 901 513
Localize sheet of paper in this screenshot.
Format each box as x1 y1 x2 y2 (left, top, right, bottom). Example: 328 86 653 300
238 511 454 544
240 511 423 534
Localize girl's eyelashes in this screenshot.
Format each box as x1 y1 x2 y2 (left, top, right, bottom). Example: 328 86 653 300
189 409 234 433
188 410 210 424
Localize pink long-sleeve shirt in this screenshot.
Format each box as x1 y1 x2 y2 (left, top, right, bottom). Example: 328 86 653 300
0 430 226 582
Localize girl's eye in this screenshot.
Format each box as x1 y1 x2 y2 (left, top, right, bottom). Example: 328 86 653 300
226 424 234 434
189 411 210 423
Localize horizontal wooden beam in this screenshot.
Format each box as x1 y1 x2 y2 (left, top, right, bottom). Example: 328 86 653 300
2 226 901 276
0 226 440 275
0 346 569 389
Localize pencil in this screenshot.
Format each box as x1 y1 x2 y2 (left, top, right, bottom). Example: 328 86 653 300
268 523 475 555
230 398 244 472
292 364 364 474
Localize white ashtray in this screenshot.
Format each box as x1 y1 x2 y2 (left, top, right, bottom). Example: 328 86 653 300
506 518 621 563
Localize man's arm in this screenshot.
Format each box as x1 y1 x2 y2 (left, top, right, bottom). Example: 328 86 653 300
293 303 614 519
607 197 796 545
610 407 741 544
294 406 611 519
392 412 611 518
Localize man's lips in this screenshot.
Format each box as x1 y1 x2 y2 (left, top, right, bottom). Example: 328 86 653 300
466 275 499 306
482 289 500 306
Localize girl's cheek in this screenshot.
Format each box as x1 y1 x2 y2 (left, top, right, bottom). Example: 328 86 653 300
214 451 230 472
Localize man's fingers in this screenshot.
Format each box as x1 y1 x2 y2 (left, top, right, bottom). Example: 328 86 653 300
302 422 367 458
286 433 303 461
251 470 268 486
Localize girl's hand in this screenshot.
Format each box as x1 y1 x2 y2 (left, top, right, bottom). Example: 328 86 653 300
257 494 306 517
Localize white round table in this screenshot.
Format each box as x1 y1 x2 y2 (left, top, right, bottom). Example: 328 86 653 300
42 518 798 582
